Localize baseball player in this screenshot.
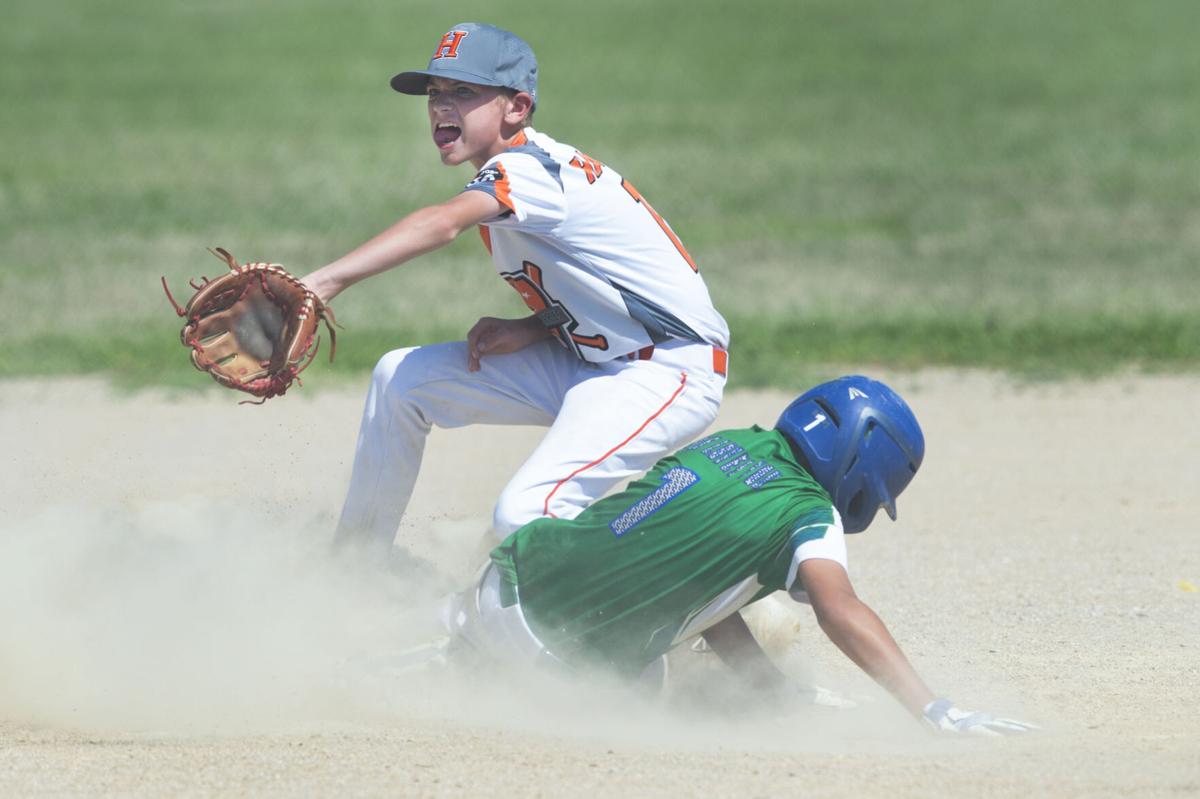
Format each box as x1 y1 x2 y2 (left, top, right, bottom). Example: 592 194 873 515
301 23 729 556
441 377 1036 734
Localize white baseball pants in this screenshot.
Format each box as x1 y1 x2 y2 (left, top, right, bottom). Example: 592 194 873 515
334 337 726 552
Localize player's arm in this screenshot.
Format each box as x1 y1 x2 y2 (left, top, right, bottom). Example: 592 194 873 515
701 611 790 695
301 190 504 304
799 559 1036 734
797 558 935 717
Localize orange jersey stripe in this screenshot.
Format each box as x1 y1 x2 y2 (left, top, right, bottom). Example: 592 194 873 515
621 179 699 273
493 162 515 212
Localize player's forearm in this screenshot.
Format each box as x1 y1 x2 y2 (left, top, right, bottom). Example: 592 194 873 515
815 599 935 717
702 612 789 694
303 205 464 302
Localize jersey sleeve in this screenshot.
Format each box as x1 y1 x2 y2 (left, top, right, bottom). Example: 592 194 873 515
462 151 566 232
783 510 848 604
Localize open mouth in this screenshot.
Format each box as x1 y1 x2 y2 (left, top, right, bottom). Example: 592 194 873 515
434 122 462 148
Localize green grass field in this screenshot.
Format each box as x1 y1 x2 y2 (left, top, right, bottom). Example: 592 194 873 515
3 0 1197 388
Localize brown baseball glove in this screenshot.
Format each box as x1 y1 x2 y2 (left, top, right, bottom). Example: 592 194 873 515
162 247 338 402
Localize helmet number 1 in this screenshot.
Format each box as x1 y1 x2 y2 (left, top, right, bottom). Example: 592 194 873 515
802 413 826 433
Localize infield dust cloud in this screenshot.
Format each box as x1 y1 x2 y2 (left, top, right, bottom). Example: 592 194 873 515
0 501 449 732
0 502 916 750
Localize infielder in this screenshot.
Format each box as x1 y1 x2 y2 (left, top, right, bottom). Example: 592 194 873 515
442 377 1036 734
301 23 728 554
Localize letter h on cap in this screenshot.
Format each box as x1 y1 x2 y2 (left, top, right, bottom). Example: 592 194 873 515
433 30 468 59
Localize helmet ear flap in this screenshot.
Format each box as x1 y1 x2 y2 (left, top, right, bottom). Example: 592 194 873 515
845 488 867 521
838 471 881 535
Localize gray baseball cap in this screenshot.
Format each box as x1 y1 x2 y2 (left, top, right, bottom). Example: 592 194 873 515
390 23 538 107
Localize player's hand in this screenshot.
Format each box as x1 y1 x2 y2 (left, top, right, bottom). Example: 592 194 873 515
791 683 859 709
922 698 1038 736
466 315 549 371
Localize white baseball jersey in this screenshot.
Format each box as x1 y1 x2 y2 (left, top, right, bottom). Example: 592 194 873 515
463 128 729 362
336 130 730 554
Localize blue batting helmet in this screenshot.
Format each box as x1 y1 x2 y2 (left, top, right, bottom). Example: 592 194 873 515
776 376 925 534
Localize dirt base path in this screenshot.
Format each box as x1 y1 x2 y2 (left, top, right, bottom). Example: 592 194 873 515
1 373 1196 798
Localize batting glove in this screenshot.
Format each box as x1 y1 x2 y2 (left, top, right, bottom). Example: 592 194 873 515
922 698 1038 736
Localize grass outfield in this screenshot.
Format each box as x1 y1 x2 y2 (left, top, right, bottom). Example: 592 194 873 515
2 0 1197 388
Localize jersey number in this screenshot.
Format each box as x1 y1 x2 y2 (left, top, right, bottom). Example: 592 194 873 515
609 467 699 537
565 153 700 273
622 179 700 273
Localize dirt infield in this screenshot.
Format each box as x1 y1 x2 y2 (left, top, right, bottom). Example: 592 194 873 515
1 373 1197 798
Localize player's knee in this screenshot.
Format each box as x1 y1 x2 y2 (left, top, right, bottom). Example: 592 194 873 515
366 348 433 426
371 347 417 391
373 345 454 405
373 342 465 398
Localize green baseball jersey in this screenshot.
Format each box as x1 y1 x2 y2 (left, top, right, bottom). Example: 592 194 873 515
490 426 845 676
